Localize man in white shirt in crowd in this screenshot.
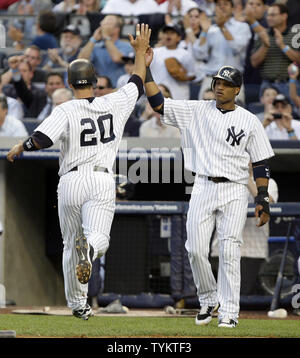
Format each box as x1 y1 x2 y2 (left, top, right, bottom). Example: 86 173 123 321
263 94 300 140
157 0 200 16
150 24 196 100
0 94 28 137
101 0 160 16
52 88 73 108
139 84 181 138
193 0 251 102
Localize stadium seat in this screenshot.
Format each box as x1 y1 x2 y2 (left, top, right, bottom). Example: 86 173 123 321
247 102 264 114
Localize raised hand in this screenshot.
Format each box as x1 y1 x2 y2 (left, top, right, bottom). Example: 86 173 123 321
128 23 151 55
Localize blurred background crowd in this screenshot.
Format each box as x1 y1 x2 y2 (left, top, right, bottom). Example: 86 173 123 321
0 0 300 140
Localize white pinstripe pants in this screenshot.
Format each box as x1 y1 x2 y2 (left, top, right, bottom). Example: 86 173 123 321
57 170 115 310
186 176 248 320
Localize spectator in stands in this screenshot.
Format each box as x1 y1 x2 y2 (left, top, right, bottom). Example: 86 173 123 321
52 87 73 107
7 21 25 50
256 85 279 122
52 0 78 13
210 162 278 296
3 58 34 99
284 0 300 28
24 46 47 83
150 24 196 100
31 10 58 50
139 84 180 138
242 0 269 104
193 0 251 103
0 94 28 137
7 1 52 44
101 0 160 16
78 15 132 87
288 63 300 118
75 0 101 14
43 25 83 71
0 74 24 120
93 75 114 97
116 52 135 89
263 93 300 140
250 3 300 99
179 7 207 98
0 46 47 88
202 87 215 100
7 0 52 14
8 57 65 118
157 0 200 16
193 0 216 17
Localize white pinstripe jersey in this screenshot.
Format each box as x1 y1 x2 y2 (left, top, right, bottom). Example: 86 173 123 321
34 82 139 176
163 99 275 184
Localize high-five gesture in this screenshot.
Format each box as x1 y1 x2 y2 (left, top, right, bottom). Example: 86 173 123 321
128 23 151 55
128 23 151 83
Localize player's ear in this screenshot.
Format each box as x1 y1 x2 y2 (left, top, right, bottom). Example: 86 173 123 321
235 87 240 96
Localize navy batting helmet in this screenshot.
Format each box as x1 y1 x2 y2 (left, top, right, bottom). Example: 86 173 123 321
211 66 243 91
68 59 97 87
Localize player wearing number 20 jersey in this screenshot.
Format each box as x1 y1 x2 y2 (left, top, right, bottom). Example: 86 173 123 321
36 83 138 177
6 23 152 320
33 81 140 312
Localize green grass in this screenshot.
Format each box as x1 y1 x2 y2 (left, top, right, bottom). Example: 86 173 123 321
0 315 300 338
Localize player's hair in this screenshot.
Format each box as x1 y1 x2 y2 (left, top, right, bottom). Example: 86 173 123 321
270 3 289 17
0 94 8 110
38 11 57 34
46 71 64 83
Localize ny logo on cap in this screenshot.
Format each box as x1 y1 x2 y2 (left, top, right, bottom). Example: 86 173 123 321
226 126 245 146
222 69 232 78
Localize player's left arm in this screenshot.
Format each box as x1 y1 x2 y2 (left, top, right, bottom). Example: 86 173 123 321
252 160 270 227
247 118 275 227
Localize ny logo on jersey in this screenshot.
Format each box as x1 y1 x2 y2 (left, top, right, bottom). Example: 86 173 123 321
226 126 245 146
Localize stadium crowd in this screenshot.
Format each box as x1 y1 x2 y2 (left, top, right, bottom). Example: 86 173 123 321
0 0 299 139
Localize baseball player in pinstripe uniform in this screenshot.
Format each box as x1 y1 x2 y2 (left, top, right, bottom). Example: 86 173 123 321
144 51 274 327
7 24 151 320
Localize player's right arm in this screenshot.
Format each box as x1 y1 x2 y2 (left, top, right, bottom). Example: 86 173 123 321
144 48 195 131
7 106 67 162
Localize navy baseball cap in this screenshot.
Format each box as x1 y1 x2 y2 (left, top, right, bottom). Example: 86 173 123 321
162 24 182 36
273 94 291 106
62 25 81 37
122 52 135 63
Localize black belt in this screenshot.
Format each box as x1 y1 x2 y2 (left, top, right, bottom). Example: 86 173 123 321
69 166 108 173
207 176 230 183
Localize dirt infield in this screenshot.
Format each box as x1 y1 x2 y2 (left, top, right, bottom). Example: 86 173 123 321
0 306 300 320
